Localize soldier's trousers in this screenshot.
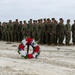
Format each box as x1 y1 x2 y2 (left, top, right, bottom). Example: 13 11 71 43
33 32 38 41
45 33 51 44
5 33 8 41
72 33 75 44
13 32 18 42
19 32 23 41
50 33 56 44
2 32 5 41
17 32 23 42
0 31 2 40
39 32 44 44
65 33 71 44
7 32 11 41
30 31 33 38
22 33 25 39
57 33 64 44
43 33 46 44
10 32 13 42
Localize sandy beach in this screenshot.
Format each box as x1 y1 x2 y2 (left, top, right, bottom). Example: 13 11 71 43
0 41 75 75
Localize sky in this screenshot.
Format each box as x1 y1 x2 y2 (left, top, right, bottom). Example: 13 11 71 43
0 0 75 24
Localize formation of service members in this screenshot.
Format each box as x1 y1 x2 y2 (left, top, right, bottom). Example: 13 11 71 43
0 18 75 46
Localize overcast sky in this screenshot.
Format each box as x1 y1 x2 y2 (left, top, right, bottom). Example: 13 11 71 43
0 0 75 23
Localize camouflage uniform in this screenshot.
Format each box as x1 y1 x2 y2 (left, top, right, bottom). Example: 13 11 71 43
72 20 75 45
21 21 27 39
33 20 38 41
1 24 4 40
56 18 65 45
2 23 7 41
43 19 47 44
46 19 52 45
38 19 44 44
13 19 19 42
6 20 13 41
18 21 23 42
50 18 56 45
28 19 33 37
10 21 14 42
5 23 9 41
0 22 2 40
55 20 58 45
65 19 71 45
26 21 30 37
6 23 9 41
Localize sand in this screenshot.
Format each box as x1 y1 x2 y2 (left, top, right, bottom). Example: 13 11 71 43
0 41 75 75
